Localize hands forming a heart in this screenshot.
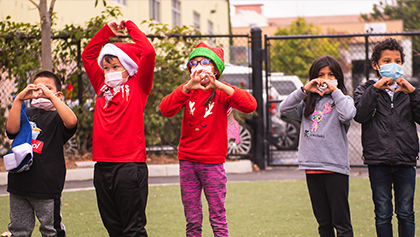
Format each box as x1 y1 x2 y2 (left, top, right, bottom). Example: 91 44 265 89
374 76 415 94
303 78 338 96
185 68 217 92
107 20 130 36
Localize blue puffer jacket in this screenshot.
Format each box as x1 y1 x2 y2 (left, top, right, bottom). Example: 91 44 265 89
354 79 420 166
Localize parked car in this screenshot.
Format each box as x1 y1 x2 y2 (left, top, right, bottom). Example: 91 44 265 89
221 64 303 158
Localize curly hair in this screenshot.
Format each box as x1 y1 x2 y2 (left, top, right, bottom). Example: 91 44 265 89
371 38 405 65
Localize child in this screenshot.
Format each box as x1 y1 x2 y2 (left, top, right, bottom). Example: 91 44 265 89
5 70 78 236
160 42 257 236
279 55 355 236
81 19 155 236
354 38 420 237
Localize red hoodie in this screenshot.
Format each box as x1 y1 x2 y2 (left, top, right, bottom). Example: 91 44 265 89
160 83 257 164
82 21 156 163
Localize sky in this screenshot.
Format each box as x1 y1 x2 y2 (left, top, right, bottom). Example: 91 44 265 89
229 0 384 18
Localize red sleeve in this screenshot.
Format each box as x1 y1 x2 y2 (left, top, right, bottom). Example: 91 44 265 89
224 86 257 114
125 20 156 95
82 24 115 93
160 84 191 117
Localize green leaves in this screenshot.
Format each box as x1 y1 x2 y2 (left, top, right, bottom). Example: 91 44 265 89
142 21 202 149
0 7 122 154
270 18 343 80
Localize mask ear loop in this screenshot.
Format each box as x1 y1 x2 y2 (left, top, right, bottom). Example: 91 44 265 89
376 63 383 78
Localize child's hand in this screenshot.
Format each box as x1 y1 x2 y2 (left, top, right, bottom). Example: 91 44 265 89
34 83 55 99
374 77 394 91
202 71 217 91
119 19 130 30
107 21 124 37
320 79 338 94
16 84 38 102
395 78 416 94
183 69 208 93
304 79 325 96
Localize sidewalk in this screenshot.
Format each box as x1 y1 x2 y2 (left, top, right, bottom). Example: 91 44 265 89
0 159 254 186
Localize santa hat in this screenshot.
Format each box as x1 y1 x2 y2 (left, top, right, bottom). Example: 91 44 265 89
97 43 140 77
187 42 225 79
3 102 33 173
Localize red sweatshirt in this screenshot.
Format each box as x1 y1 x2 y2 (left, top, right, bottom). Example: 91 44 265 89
160 83 257 164
82 21 156 163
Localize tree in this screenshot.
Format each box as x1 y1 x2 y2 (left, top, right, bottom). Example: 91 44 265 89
28 0 56 71
270 18 342 80
361 0 420 77
0 6 122 154
0 6 203 154
361 0 420 30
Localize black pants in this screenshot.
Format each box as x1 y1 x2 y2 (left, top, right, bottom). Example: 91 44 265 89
94 162 149 237
306 173 353 237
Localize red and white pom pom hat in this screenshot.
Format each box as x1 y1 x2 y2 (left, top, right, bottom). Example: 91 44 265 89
97 43 140 77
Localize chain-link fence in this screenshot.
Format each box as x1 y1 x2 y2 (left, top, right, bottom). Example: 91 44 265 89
0 33 253 159
265 32 420 166
4 31 420 168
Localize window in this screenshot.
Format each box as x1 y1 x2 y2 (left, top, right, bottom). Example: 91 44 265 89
112 0 126 6
172 0 181 27
208 20 214 45
150 0 161 22
193 11 200 31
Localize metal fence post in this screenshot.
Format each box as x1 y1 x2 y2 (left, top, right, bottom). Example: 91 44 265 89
251 26 265 170
77 40 83 109
365 35 370 82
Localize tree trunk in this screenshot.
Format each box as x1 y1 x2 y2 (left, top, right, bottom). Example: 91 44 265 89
39 0 53 71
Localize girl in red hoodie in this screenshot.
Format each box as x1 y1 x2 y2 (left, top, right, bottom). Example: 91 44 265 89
160 42 257 236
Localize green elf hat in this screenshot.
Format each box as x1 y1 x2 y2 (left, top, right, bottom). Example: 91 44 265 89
187 42 225 79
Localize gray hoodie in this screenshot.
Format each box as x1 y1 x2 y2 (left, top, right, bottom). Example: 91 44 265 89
279 88 356 175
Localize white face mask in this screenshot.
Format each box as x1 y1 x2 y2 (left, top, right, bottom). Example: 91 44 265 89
191 64 213 77
317 80 338 93
330 80 338 87
31 97 54 110
105 70 129 88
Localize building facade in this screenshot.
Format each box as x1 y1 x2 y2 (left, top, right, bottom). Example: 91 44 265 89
0 0 230 34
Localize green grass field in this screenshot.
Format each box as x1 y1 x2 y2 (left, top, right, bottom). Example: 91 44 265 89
0 178 419 236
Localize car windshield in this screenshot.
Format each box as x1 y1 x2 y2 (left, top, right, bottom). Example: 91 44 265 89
271 81 297 95
220 73 251 89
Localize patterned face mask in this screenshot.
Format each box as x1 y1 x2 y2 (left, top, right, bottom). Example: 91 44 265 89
191 64 213 77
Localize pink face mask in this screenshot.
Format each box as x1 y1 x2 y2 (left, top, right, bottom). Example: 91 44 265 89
31 92 60 110
31 98 54 109
105 70 129 88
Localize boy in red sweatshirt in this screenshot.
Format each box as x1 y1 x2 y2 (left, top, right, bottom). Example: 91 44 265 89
82 19 155 236
160 42 257 236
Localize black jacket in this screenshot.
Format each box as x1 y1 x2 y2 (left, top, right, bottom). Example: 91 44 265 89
354 80 420 166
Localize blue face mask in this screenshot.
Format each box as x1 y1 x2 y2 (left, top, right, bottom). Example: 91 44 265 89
378 63 403 82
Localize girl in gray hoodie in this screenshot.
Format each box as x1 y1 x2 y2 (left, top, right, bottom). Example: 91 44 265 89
279 55 356 237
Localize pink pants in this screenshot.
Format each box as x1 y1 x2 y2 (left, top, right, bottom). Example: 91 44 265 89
179 160 229 237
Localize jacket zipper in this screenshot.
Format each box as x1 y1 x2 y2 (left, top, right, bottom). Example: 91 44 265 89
390 93 395 165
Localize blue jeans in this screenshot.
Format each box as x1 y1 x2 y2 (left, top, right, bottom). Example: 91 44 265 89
368 165 416 237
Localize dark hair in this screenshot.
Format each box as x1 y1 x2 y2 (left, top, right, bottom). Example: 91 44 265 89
103 54 118 64
33 70 62 91
371 38 405 77
304 55 347 119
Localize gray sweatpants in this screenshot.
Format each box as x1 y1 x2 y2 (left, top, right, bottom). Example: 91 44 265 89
8 193 66 237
